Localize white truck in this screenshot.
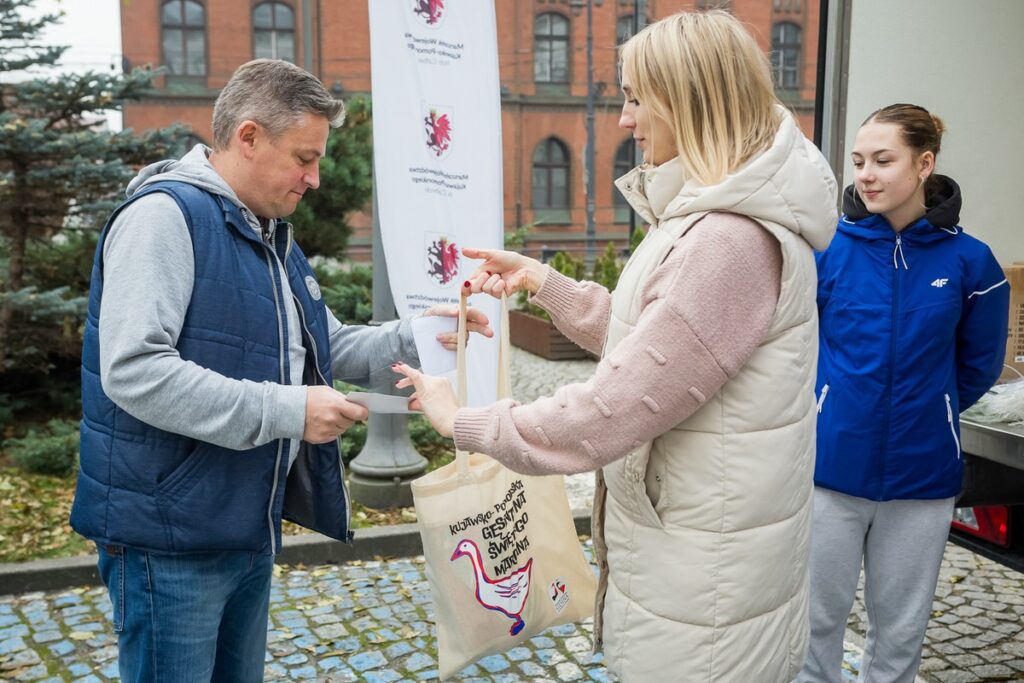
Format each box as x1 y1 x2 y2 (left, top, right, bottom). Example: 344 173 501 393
816 0 1024 570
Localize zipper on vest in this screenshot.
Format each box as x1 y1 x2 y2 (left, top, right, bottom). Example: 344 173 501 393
945 393 961 459
261 242 289 556
292 293 328 387
284 222 294 262
292 290 351 543
816 384 830 413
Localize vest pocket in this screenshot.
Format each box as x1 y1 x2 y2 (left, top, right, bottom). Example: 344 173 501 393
156 443 210 501
625 447 666 529
944 393 961 460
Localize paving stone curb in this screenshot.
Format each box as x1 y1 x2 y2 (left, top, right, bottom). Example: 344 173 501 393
0 510 592 597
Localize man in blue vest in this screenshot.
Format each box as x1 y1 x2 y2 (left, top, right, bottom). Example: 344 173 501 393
71 59 490 682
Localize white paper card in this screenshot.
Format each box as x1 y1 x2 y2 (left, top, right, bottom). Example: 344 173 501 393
345 391 420 414
411 315 457 375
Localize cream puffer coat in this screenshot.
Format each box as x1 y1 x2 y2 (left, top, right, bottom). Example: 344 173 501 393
595 109 838 681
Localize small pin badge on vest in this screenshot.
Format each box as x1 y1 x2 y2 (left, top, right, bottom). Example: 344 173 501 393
305 275 322 301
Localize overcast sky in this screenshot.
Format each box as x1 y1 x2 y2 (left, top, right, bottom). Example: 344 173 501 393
23 0 123 129
36 0 121 71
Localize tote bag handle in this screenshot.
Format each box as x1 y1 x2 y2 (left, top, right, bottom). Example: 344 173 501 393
454 291 511 474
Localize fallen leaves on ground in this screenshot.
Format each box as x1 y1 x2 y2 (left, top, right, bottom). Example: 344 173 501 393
281 502 416 537
1 465 423 564
0 468 90 563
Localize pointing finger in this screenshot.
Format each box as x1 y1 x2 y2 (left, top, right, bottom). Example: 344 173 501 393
461 247 491 260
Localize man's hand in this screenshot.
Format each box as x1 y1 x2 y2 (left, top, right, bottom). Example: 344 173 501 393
462 247 549 298
421 302 493 351
303 386 369 443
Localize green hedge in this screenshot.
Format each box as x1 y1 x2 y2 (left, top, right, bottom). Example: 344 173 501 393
7 418 80 476
517 237 641 320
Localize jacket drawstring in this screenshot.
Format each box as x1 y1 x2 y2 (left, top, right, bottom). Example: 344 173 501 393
893 234 909 270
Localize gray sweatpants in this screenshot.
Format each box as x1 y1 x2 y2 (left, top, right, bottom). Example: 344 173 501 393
796 487 955 683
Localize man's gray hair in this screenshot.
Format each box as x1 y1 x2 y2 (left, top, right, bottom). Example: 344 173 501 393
212 59 346 150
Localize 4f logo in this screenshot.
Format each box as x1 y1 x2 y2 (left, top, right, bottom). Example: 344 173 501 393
931 278 949 288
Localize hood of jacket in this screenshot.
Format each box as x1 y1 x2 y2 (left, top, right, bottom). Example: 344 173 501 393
838 174 962 244
616 107 839 252
126 144 262 231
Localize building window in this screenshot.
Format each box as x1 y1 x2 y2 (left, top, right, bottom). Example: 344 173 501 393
613 140 634 223
161 0 206 76
616 16 635 45
253 3 295 63
771 22 801 91
534 13 570 85
532 137 570 222
773 0 802 12
615 16 634 85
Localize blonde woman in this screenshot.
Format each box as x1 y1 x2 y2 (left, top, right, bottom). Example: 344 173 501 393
395 11 838 681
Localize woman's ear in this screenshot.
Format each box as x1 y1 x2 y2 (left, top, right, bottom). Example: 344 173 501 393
917 150 935 180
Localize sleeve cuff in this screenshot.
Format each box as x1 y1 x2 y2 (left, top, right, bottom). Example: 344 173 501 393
529 267 579 320
272 384 308 441
396 317 421 366
452 406 496 454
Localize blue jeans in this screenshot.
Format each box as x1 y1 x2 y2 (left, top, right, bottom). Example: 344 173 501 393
97 544 273 683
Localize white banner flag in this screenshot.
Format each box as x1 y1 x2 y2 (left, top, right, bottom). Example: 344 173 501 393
369 0 503 406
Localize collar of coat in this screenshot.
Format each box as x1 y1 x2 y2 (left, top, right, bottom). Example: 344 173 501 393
840 174 963 243
613 106 839 253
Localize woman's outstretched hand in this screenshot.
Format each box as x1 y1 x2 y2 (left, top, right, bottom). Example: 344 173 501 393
462 247 548 298
392 362 459 437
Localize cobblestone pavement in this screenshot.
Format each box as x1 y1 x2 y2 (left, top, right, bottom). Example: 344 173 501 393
2 543 1021 682
849 543 1024 682
1 350 1021 681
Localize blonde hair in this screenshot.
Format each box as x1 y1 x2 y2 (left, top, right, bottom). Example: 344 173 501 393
619 10 781 185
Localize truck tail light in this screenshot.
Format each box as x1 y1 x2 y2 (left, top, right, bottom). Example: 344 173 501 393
952 506 1010 548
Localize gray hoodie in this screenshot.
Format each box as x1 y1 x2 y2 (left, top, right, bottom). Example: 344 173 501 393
100 145 416 465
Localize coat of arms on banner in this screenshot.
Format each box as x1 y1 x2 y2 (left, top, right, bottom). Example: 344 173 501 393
425 232 461 286
412 0 445 28
423 105 453 159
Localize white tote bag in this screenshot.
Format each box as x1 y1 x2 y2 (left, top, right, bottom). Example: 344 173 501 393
411 293 598 680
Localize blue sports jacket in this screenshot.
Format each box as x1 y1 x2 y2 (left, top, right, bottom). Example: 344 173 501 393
814 176 1009 500
72 181 350 555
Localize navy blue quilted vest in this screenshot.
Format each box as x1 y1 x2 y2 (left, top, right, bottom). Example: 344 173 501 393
71 181 350 555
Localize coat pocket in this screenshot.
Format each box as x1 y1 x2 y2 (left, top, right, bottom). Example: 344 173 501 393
603 445 665 529
816 383 830 414
944 394 961 460
155 442 210 502
626 447 665 530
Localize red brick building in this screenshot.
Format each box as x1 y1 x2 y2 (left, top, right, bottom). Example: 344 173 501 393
121 0 819 258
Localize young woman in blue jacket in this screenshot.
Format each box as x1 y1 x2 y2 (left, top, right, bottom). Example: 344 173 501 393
797 104 1009 683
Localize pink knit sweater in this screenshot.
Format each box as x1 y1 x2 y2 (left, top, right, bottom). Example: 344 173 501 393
453 212 783 476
